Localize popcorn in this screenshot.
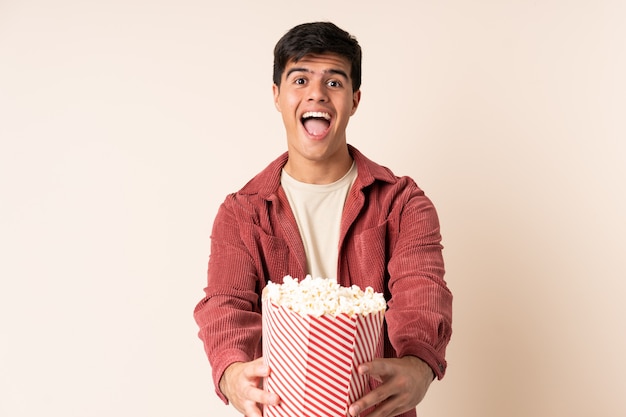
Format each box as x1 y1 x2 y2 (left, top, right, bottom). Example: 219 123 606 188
262 275 387 417
262 275 387 317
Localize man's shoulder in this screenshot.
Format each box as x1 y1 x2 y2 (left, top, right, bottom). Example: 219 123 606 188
235 151 289 197
349 146 427 203
350 145 414 189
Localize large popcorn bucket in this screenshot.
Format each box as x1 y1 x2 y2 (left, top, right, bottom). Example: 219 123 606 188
262 300 385 417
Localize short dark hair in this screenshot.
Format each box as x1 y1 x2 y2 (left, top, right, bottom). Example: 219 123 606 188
273 22 362 92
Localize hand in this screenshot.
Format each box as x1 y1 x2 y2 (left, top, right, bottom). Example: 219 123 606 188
348 356 434 417
219 357 280 417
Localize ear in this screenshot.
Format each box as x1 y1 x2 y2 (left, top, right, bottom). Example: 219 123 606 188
272 84 281 112
350 89 361 116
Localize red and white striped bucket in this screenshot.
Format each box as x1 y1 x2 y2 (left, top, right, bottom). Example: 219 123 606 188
263 301 385 417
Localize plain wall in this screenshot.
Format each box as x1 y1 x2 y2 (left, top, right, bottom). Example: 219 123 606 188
1 1 624 416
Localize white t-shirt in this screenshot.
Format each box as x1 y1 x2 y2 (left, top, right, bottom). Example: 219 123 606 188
280 163 357 279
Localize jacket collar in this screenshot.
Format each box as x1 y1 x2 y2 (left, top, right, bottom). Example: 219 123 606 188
239 144 397 199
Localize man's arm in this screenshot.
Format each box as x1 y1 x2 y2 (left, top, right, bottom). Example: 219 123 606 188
193 198 265 402
351 185 452 415
385 187 453 378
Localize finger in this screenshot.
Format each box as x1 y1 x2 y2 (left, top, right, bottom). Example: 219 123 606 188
351 393 412 417
364 398 405 417
247 359 280 405
243 357 270 378
356 362 387 386
229 360 279 415
242 384 280 406
238 361 280 406
358 359 392 379
348 384 393 417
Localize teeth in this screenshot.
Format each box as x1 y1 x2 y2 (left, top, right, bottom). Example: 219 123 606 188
302 111 331 120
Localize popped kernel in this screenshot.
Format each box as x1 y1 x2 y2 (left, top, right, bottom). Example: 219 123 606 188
262 275 387 317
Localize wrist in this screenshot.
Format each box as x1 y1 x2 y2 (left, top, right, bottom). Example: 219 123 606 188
405 355 435 381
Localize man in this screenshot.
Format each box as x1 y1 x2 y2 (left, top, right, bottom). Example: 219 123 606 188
194 22 453 417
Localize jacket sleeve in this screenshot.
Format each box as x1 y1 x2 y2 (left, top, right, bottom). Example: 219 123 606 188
385 185 453 379
193 195 263 403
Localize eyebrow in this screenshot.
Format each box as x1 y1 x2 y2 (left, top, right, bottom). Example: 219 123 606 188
285 67 349 80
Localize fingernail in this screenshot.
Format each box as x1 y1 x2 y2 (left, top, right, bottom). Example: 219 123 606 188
266 392 279 406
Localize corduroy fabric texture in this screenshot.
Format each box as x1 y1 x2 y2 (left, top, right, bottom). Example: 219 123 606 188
193 145 453 417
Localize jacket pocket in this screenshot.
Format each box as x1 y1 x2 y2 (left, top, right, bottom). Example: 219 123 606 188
255 228 290 284
354 223 388 290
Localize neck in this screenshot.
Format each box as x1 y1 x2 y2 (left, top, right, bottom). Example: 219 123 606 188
284 149 353 184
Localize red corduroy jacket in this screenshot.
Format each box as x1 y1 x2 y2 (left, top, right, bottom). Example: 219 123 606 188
194 145 453 416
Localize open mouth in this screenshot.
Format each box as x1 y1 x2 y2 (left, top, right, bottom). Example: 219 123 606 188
301 111 331 136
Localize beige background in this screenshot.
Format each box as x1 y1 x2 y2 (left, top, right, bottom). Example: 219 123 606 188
1 0 625 416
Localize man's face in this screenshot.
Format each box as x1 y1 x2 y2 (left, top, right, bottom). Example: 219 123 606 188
273 53 361 171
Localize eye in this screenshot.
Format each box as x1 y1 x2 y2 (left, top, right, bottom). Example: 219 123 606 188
294 78 306 85
327 80 342 88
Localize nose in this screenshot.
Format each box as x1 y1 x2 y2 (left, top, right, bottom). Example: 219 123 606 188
307 80 328 102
